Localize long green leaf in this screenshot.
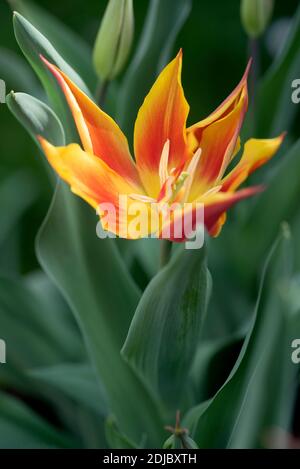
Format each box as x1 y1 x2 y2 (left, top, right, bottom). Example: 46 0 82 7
12 12 90 141
122 246 211 412
256 4 300 137
9 0 96 91
191 332 245 403
6 91 65 147
184 226 300 448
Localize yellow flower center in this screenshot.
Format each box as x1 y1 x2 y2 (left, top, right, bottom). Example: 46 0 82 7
130 140 202 208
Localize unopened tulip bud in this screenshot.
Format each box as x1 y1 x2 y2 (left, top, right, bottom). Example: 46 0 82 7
93 0 134 81
241 0 274 38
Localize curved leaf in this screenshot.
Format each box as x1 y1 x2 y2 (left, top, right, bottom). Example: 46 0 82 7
13 12 90 141
6 91 65 147
9 0 96 91
184 226 300 448
122 245 211 412
256 4 300 136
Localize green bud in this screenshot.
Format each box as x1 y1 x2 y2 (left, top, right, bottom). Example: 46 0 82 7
241 0 274 38
93 0 134 81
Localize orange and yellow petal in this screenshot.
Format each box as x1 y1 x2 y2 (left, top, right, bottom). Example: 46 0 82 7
221 134 285 192
38 137 146 237
185 63 250 200
188 88 248 201
155 185 261 242
40 56 140 187
134 50 190 198
187 59 251 139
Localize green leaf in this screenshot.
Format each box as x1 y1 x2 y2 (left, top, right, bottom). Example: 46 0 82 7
184 226 300 448
191 332 245 403
105 416 138 449
122 246 211 411
9 0 96 91
117 0 192 141
29 363 108 417
6 90 65 186
12 12 90 141
6 91 65 148
36 185 164 446
255 4 300 136
0 391 76 448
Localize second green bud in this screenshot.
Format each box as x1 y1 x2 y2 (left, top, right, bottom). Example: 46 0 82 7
93 0 134 81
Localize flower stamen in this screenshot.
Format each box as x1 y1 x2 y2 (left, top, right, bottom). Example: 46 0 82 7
159 139 170 186
182 148 202 202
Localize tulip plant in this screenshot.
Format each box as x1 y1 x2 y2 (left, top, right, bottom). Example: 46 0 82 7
0 0 300 449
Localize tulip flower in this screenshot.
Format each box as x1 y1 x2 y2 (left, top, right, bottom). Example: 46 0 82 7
38 51 284 241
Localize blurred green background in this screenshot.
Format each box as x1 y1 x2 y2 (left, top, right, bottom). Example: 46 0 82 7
0 0 300 449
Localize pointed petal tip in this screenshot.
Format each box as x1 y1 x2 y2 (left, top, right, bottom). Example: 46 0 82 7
174 49 183 67
254 184 265 193
244 184 266 196
242 58 252 83
246 57 253 70
39 55 61 79
280 131 287 141
39 54 49 66
37 134 50 150
40 54 56 71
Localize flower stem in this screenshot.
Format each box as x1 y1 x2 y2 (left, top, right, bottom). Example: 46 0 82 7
160 240 172 269
95 79 109 108
248 37 260 115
